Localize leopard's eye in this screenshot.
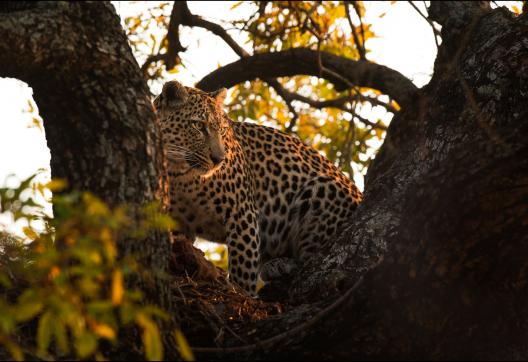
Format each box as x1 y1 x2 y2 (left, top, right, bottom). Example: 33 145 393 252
191 120 208 135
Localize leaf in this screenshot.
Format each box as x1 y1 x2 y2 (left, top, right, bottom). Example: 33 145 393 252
83 193 110 217
91 323 116 340
0 273 12 288
136 313 163 361
45 179 67 192
119 302 135 324
75 332 98 359
230 1 242 10
2 339 23 361
511 5 520 14
141 305 170 320
22 226 38 241
14 300 43 322
87 301 114 315
37 311 53 352
52 318 69 354
111 269 124 306
174 329 195 361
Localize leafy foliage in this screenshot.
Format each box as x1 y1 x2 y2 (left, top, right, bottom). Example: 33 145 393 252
0 175 190 361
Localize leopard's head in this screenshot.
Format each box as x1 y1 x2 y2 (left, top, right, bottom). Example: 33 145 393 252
154 81 231 177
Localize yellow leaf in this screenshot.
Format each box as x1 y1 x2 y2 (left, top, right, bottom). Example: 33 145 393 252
256 276 266 293
136 313 163 361
27 100 34 113
174 329 195 361
83 193 109 217
230 1 242 10
45 179 67 192
3 339 23 361
511 5 520 14
91 323 116 340
22 226 38 241
100 228 117 262
111 269 124 306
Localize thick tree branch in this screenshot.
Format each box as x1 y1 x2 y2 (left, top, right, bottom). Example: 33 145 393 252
196 48 418 110
0 1 175 306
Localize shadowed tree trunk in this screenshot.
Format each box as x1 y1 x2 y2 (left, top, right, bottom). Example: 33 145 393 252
0 1 174 306
0 1 527 360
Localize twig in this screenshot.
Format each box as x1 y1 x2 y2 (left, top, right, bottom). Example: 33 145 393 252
344 2 366 60
350 1 367 56
408 1 440 49
191 276 364 354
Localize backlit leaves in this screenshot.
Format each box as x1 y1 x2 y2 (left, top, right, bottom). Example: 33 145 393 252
124 1 396 179
0 175 179 360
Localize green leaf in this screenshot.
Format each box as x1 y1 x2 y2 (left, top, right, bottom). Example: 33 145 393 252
75 331 98 359
119 302 136 324
13 300 43 322
0 273 12 288
87 301 114 315
53 318 69 354
37 311 53 352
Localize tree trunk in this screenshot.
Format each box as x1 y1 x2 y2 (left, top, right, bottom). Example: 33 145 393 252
0 1 174 303
233 3 528 360
1 1 527 360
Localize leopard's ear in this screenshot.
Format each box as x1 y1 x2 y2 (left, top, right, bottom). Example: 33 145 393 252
155 81 188 111
210 88 227 106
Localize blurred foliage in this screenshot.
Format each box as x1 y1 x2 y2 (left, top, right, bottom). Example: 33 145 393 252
201 242 228 271
0 174 192 361
123 1 395 178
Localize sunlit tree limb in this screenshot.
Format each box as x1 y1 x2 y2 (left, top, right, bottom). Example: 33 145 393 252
196 48 418 110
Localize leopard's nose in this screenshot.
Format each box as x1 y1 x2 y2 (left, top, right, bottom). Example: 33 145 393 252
211 154 225 165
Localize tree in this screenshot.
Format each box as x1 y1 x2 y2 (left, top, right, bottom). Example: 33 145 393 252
0 1 527 360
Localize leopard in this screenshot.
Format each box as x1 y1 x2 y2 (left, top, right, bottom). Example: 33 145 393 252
153 80 362 296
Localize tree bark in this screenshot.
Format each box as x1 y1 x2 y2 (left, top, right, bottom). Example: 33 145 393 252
196 47 418 110
1 1 527 360
0 1 174 302
222 2 528 360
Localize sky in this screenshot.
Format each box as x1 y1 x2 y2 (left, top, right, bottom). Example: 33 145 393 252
0 1 518 235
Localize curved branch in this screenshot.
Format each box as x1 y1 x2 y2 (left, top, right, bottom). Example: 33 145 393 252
196 48 418 110
164 1 302 130
278 87 397 116
173 1 249 58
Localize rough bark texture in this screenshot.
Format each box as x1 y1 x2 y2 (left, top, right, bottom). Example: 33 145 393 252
0 1 174 301
1 1 527 360
229 2 528 360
